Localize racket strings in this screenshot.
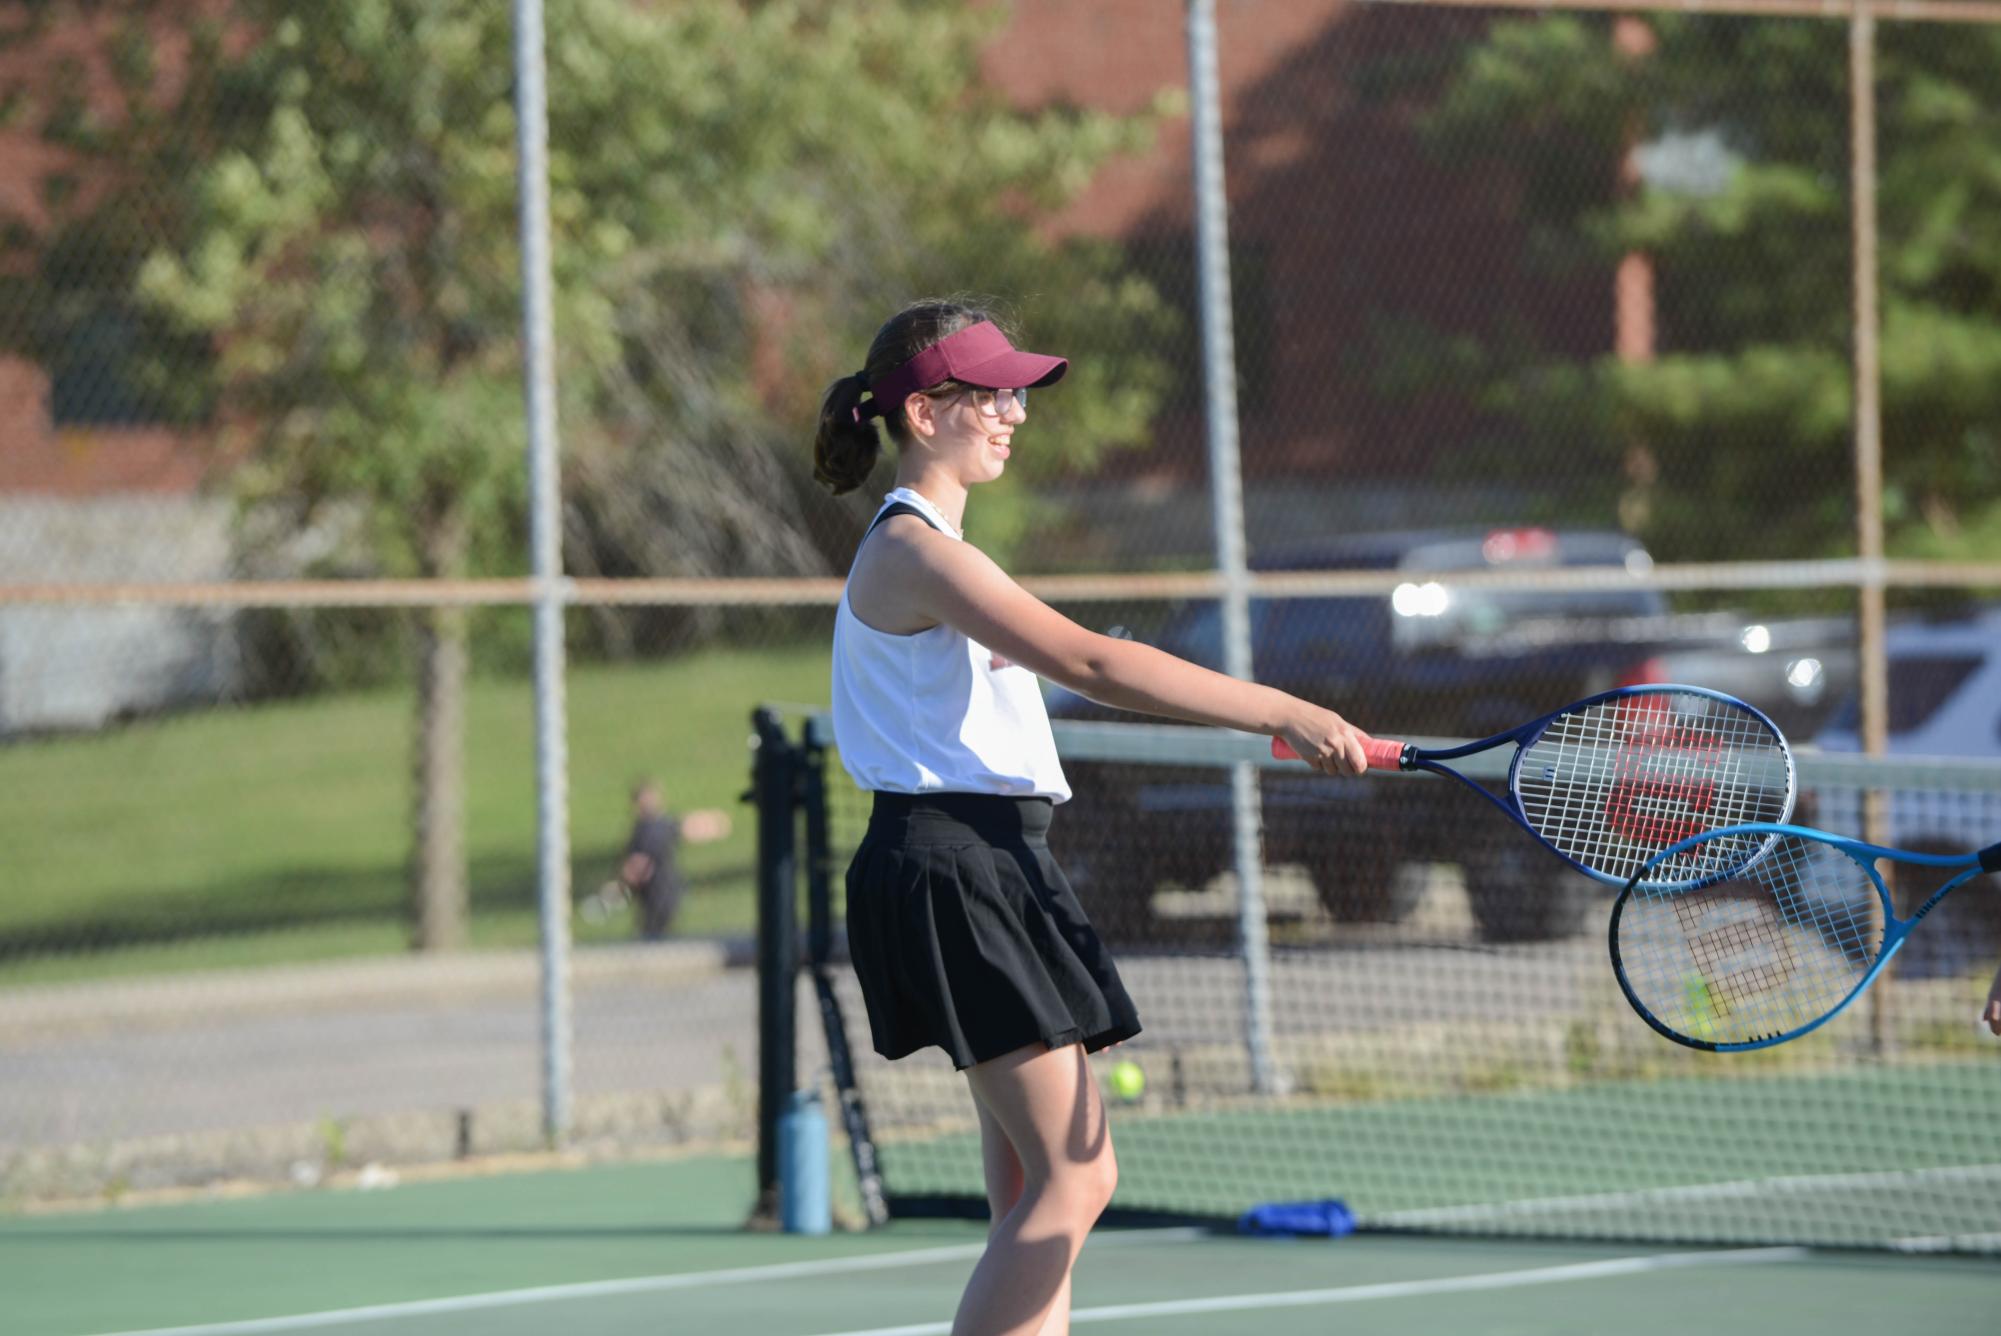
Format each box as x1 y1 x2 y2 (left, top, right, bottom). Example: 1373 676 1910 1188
1516 691 1793 885
1617 833 1881 1045
1674 901 1799 1018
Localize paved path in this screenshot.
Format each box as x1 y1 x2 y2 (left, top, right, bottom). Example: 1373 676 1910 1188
0 943 818 1150
0 877 1613 1174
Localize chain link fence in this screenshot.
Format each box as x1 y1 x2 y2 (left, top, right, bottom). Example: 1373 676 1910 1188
2 0 1997 1205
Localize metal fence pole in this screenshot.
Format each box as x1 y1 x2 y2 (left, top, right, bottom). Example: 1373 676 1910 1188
512 0 572 1145
1186 0 1277 1096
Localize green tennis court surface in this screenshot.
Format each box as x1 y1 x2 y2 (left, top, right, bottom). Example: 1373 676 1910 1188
7 1151 1999 1336
886 1061 2001 1248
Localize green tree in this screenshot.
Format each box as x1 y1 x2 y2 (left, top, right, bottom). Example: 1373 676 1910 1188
1391 14 2001 563
8 0 1173 948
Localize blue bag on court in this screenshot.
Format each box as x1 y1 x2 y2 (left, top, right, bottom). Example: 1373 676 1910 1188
1237 1198 1355 1238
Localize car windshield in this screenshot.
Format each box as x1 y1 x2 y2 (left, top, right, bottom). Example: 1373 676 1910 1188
1159 601 1270 669
1158 531 1666 663
1396 538 1665 635
1824 653 1986 735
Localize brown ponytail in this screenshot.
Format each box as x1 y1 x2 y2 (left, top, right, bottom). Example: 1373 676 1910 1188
813 373 880 495
810 299 999 496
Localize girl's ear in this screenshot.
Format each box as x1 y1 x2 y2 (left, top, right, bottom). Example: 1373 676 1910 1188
903 392 937 439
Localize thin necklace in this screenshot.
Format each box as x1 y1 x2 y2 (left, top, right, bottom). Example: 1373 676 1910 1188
894 484 962 538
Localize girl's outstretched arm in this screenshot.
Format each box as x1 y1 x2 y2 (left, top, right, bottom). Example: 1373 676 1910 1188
881 522 1373 777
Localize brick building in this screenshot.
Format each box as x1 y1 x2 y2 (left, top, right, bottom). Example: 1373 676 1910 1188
986 0 1611 490
0 8 240 729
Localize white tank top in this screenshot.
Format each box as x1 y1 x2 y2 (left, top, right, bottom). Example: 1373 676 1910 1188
831 487 1071 802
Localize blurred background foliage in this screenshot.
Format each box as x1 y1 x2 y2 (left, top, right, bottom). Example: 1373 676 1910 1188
1364 14 2001 566
4 0 1180 666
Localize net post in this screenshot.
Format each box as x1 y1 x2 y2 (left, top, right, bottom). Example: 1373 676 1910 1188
751 707 802 1223
802 726 832 970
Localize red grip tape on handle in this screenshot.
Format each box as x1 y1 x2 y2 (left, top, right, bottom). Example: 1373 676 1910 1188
1270 735 1405 769
1363 737 1406 769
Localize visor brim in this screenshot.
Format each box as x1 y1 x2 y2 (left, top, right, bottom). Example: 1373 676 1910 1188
953 350 1068 391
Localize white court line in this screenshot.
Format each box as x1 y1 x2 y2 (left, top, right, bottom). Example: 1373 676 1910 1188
86 1245 992 1336
87 1228 1206 1336
1373 1163 2001 1228
808 1246 1810 1336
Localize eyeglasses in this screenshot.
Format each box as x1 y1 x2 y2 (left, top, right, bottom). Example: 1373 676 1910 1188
965 386 1028 417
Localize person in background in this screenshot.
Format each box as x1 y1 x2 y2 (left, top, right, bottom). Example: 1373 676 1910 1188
583 781 731 937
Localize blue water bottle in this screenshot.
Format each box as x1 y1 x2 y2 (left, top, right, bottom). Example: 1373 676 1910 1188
778 1088 831 1235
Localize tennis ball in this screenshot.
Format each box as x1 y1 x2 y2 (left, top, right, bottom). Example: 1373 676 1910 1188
1107 1059 1145 1103
1683 973 1719 1039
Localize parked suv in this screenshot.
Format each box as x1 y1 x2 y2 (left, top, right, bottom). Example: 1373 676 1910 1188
1046 527 1677 945
1804 605 2001 978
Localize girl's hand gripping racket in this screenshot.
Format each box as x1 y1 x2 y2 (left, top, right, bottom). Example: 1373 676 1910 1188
1612 823 2001 1051
1273 685 1796 888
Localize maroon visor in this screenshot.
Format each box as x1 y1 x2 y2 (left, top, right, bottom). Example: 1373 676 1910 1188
858 321 1067 423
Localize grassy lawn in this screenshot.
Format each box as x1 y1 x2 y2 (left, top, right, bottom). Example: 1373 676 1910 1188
0 642 833 985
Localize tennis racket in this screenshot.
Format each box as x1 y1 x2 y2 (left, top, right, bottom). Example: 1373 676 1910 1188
1611 823 2001 1051
809 958 890 1227
1273 685 1796 887
799 750 890 1228
577 880 630 925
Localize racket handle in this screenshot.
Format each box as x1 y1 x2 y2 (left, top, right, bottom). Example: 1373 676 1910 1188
1271 735 1406 770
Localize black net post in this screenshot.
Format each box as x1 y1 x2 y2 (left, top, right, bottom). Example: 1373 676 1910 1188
801 717 833 967
750 706 801 1221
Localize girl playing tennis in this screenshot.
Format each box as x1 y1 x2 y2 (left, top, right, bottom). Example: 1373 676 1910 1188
814 300 1370 1336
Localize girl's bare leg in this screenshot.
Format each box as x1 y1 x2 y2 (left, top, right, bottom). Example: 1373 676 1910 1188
952 1044 1116 1336
974 1098 1071 1336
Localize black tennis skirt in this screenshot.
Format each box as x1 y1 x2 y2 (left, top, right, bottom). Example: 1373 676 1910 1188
845 791 1143 1070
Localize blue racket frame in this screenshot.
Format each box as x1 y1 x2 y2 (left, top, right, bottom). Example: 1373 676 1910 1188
1377 683 1796 889
1609 820 2001 1052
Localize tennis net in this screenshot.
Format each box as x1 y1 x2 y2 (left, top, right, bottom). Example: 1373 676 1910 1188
760 709 2001 1253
